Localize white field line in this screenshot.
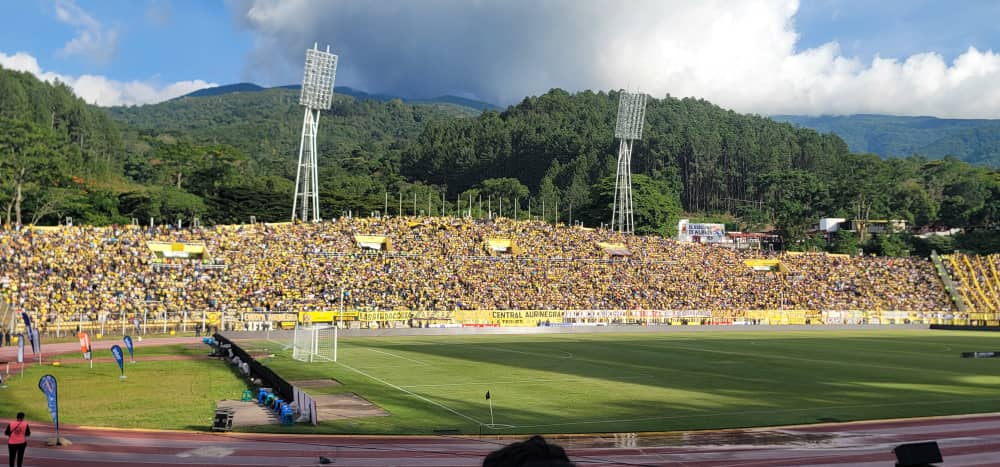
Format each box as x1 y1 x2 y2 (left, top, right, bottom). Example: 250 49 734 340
567 345 781 386
643 341 971 375
515 397 1000 429
334 360 484 426
402 374 655 389
775 336 961 358
479 346 574 359
367 348 431 366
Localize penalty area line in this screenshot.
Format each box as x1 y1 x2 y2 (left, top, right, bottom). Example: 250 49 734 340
334 360 485 426
514 396 1000 430
367 348 431 366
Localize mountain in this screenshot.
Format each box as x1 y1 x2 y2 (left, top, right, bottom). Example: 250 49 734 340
772 114 1000 168
181 82 265 98
177 83 501 113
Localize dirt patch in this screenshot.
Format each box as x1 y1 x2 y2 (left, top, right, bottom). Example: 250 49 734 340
216 400 279 427
313 393 389 420
290 379 341 388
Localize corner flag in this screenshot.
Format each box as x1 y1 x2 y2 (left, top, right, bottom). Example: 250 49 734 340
485 391 490 400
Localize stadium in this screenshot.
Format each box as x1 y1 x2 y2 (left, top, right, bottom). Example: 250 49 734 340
3 6 1000 465
1 217 1000 466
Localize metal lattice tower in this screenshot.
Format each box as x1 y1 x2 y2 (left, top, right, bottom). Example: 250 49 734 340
293 43 338 222
611 91 646 234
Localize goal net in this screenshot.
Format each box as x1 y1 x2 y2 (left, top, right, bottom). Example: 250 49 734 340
292 325 338 362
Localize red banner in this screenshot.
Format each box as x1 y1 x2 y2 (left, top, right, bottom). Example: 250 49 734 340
78 332 91 359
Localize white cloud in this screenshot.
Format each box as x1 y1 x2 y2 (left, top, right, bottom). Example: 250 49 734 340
230 0 1000 118
54 0 119 64
0 51 215 106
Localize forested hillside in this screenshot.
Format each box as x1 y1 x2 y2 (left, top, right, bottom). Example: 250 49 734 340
774 114 1000 168
0 66 126 225
2 65 998 254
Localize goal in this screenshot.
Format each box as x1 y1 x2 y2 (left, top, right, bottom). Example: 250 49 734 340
292 324 338 362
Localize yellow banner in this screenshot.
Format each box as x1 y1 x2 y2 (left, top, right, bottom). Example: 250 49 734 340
359 311 412 321
244 312 297 322
485 238 519 255
454 310 564 326
298 311 360 322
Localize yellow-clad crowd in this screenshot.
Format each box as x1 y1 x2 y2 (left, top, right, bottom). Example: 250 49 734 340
0 217 954 330
944 253 1000 316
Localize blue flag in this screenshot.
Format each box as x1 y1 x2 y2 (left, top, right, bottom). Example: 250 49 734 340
123 336 134 361
16 334 24 364
38 375 59 430
31 327 40 355
21 312 34 353
111 345 125 376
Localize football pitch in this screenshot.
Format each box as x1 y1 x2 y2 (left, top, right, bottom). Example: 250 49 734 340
257 329 1000 435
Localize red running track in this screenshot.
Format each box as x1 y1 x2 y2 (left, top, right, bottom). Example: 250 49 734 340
0 414 999 466
3 338 1000 466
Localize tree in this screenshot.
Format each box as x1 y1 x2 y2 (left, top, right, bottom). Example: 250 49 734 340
760 170 828 240
584 174 682 236
829 229 861 255
0 117 77 225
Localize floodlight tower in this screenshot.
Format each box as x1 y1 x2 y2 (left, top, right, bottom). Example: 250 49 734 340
292 43 338 222
611 91 647 234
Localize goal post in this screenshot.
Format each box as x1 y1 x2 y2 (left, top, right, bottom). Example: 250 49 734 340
292 324 338 362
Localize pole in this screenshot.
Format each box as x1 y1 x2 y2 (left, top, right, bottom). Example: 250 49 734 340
384 191 388 218
399 192 402 216
333 326 338 362
489 397 494 426
340 288 345 326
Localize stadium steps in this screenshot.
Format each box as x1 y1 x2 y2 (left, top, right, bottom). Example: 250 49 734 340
931 251 970 312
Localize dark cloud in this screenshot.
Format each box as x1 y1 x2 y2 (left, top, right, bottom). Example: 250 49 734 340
227 0 1000 117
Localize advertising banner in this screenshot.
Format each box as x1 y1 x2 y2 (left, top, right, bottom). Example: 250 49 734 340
124 336 135 362
78 331 92 360
38 375 59 429
111 345 125 377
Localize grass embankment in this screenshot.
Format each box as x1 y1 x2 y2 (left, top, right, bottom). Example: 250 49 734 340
0 344 248 430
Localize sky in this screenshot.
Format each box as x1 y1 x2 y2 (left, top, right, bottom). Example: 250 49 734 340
3 0 1000 118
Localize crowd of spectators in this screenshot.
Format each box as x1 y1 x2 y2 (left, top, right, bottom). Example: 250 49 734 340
0 216 954 329
944 253 1000 314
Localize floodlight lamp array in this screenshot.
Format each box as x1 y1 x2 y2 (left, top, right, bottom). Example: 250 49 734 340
300 45 338 110
614 91 647 140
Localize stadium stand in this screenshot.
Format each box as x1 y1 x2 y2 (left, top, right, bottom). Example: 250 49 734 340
943 253 1000 324
0 217 956 333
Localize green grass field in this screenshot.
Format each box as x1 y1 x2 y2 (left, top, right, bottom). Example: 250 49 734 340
0 344 250 430
3 329 1000 435
254 329 1000 435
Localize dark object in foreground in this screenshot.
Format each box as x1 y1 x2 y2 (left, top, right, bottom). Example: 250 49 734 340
960 351 1000 358
894 441 942 466
484 435 575 467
